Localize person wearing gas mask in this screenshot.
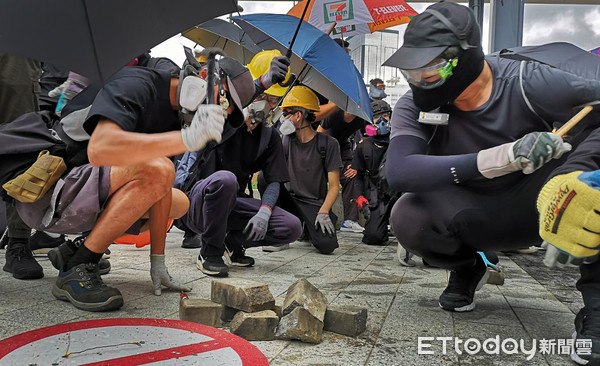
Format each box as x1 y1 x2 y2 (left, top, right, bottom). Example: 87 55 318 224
351 100 398 245
277 86 343 254
368 78 387 102
179 52 301 277
383 3 600 362
12 55 233 312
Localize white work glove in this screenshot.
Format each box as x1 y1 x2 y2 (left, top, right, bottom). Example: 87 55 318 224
315 212 335 236
477 132 571 178
48 79 70 98
261 56 290 89
181 104 225 151
150 254 192 296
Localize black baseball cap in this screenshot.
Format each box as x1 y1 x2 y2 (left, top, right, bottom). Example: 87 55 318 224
383 2 481 70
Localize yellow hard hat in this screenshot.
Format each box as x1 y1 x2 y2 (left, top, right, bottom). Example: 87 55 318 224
247 50 291 97
281 86 320 112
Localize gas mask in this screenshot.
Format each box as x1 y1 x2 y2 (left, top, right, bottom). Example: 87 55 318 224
369 84 387 100
279 117 296 136
248 100 271 125
176 66 208 127
365 116 391 137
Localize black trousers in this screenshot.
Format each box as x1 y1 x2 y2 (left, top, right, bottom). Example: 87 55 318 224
389 159 600 307
362 193 397 246
278 188 339 255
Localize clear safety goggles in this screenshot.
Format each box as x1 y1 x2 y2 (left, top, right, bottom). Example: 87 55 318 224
400 58 458 90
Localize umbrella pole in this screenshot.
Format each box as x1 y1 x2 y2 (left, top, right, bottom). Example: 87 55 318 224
286 0 312 58
326 22 337 35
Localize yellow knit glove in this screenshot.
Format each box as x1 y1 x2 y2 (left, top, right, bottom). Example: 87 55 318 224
537 171 600 259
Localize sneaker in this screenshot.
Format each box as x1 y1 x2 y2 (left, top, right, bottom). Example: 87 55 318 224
182 231 202 249
262 244 290 252
340 220 364 233
28 231 66 255
52 262 123 312
197 255 229 277
224 245 255 267
102 248 111 260
397 245 416 267
48 236 85 271
3 242 44 279
572 307 600 365
439 255 489 312
98 258 111 276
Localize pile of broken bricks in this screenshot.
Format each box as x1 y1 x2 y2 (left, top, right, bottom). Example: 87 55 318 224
179 278 368 343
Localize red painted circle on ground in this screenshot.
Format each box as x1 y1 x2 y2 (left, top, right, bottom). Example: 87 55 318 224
0 318 269 365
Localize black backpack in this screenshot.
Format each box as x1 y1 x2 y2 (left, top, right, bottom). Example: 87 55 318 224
360 139 397 198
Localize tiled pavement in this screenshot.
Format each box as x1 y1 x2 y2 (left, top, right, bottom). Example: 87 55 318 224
0 229 582 365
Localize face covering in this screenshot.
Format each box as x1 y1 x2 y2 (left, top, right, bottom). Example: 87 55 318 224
248 100 271 125
279 118 296 136
369 84 387 100
365 117 391 136
410 47 485 112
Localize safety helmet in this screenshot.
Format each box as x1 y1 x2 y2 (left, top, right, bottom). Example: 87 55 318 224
281 86 320 112
247 50 291 97
371 100 391 116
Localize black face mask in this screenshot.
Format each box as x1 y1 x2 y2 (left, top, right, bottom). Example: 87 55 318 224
410 47 485 112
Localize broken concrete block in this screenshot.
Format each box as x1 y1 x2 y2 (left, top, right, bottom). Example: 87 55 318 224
221 306 240 323
324 304 367 337
276 307 324 344
230 310 279 341
211 278 275 313
179 298 223 328
273 297 285 318
283 278 327 322
487 270 505 286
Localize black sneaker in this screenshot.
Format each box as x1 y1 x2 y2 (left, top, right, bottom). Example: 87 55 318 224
48 236 85 271
98 258 111 275
52 262 123 312
182 231 202 249
439 255 489 312
196 255 228 277
572 307 600 365
3 242 44 279
224 245 255 267
28 231 66 255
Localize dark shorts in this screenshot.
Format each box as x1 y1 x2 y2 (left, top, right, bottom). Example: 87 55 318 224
16 164 111 234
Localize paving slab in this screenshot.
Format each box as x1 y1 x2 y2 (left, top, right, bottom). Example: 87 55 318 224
0 231 586 365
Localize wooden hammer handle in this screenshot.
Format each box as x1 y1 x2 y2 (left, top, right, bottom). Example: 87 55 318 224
555 105 594 137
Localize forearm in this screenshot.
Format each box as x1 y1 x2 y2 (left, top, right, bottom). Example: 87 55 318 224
320 184 339 213
354 174 366 197
88 120 187 166
387 135 480 193
260 182 280 209
547 126 600 180
315 103 338 122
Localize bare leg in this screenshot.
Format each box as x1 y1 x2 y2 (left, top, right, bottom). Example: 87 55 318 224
84 157 175 254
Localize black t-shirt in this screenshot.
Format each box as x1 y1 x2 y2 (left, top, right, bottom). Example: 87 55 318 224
82 67 179 135
321 108 366 151
215 124 289 195
352 137 387 184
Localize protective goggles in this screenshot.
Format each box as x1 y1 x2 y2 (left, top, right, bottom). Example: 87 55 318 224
400 58 458 90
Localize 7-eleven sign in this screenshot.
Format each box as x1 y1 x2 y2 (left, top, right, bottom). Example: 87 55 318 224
324 0 354 23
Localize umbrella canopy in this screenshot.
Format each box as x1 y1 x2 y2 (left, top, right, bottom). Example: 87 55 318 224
591 47 600 57
287 0 417 38
0 0 238 81
232 14 372 122
182 19 262 65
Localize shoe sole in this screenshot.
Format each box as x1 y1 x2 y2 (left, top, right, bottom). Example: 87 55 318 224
52 285 123 312
340 227 363 233
32 248 53 256
439 269 490 312
262 244 290 252
99 262 111 276
223 250 254 267
196 259 228 277
3 266 44 280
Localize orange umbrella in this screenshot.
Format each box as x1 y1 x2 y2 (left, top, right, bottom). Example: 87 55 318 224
288 0 417 38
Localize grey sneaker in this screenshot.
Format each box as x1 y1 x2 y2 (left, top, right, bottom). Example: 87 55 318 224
262 244 290 252
397 244 416 267
52 262 123 312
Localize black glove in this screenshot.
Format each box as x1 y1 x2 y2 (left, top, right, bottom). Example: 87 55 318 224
261 56 290 88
